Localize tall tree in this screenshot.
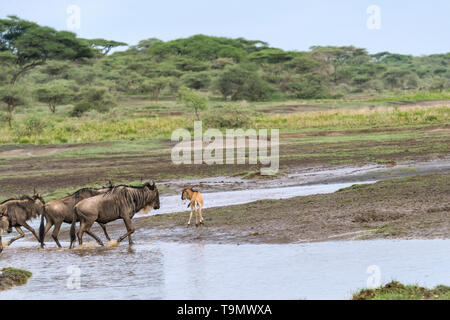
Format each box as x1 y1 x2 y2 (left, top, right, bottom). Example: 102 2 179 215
86 38 128 55
0 15 94 85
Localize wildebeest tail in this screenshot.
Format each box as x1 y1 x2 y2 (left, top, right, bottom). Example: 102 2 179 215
39 209 46 245
70 209 78 248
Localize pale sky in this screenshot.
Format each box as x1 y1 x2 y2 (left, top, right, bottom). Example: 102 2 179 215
1 0 449 55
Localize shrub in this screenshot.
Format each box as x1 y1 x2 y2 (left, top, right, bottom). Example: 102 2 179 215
177 87 208 120
217 65 274 101
71 86 114 116
203 105 253 128
14 116 48 138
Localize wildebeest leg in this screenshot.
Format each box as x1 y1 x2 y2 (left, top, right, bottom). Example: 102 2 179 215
40 220 53 248
77 221 87 245
22 222 41 243
97 223 111 241
8 226 25 246
0 230 3 253
117 217 135 244
51 221 63 248
85 230 104 246
187 206 194 227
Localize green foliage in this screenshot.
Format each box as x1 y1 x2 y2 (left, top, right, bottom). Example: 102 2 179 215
0 16 449 116
204 105 252 128
14 115 48 138
86 38 127 55
217 65 273 101
0 85 29 126
181 72 211 90
177 86 208 119
0 15 93 84
353 281 450 300
0 267 32 291
71 86 114 117
34 81 75 113
248 48 293 64
141 77 171 101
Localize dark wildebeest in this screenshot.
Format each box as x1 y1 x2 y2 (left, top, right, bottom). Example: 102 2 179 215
0 194 45 246
39 185 114 248
0 216 9 253
70 181 160 249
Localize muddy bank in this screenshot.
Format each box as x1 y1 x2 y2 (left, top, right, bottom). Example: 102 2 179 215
133 173 450 244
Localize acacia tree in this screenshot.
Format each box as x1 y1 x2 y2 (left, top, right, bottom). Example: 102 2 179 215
310 46 367 83
142 77 170 102
86 38 128 55
0 15 94 85
34 82 74 113
0 85 28 127
177 87 207 120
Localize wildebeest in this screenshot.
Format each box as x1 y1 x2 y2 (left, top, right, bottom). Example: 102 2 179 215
70 181 160 249
181 187 204 227
0 194 45 246
39 186 114 248
0 216 9 253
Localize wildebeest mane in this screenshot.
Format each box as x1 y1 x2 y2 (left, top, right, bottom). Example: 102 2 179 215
104 184 156 216
0 195 32 205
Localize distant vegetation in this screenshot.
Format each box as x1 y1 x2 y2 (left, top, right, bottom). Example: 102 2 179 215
0 15 449 136
353 281 450 300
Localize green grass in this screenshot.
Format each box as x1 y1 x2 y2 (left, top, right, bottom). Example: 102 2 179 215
369 90 450 102
0 97 448 145
352 281 450 300
0 267 33 291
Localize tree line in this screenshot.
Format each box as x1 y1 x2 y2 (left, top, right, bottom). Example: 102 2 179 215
0 15 449 125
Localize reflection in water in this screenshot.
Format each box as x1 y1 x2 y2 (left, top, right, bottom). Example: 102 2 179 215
1 239 450 300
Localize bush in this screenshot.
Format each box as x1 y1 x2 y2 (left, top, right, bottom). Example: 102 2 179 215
203 105 253 128
71 86 114 117
14 116 48 138
177 87 208 120
217 66 274 101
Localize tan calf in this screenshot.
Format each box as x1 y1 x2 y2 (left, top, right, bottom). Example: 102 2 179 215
181 188 204 227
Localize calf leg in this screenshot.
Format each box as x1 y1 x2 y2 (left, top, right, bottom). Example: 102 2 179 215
199 206 204 225
195 205 199 227
187 206 194 227
8 226 25 246
117 217 135 244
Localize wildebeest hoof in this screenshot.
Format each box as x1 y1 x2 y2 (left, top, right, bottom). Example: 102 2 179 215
195 223 199 227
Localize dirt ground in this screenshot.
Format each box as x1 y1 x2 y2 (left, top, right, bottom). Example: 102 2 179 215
0 123 449 199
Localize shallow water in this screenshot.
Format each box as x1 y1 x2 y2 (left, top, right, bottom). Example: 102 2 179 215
146 181 376 216
1 239 450 299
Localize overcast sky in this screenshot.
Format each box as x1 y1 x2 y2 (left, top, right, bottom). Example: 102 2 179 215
1 0 449 55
